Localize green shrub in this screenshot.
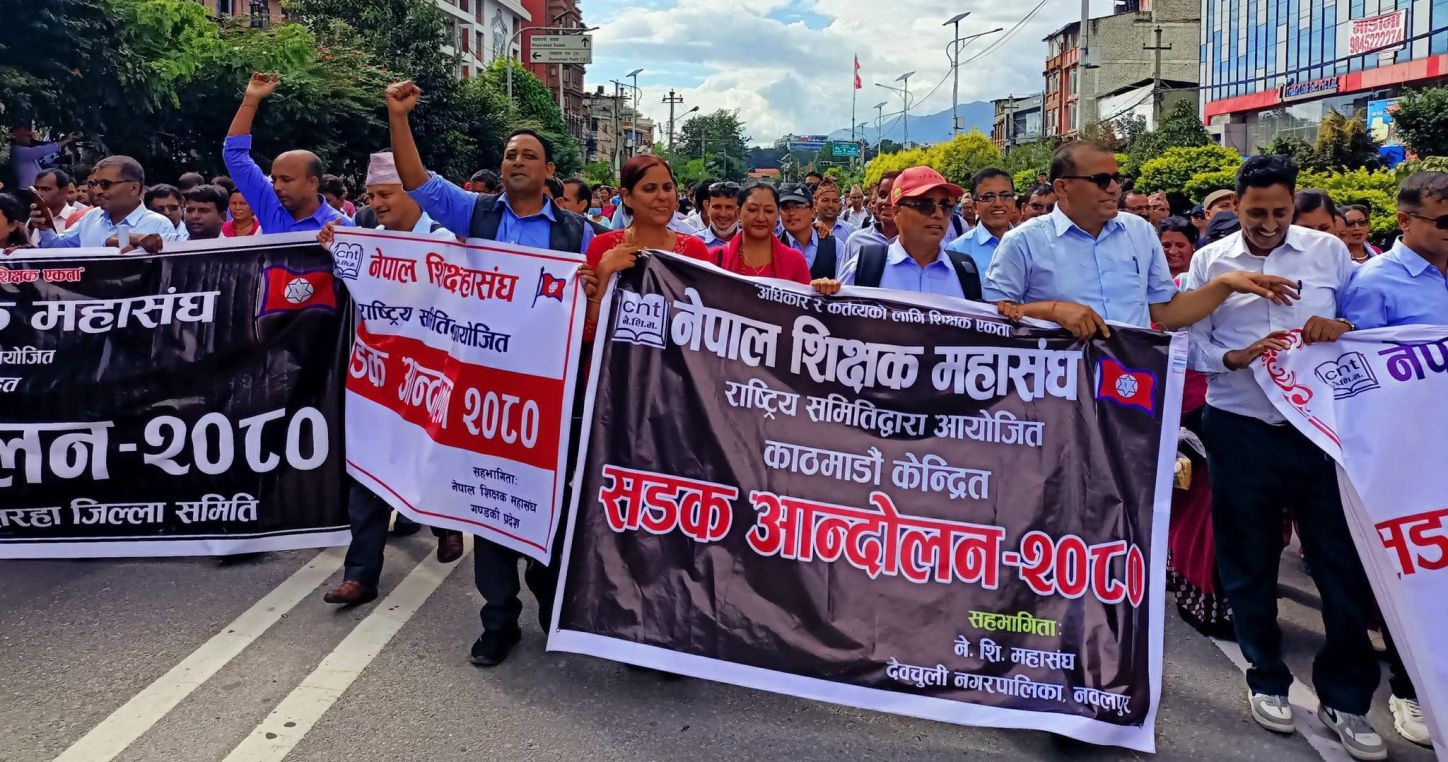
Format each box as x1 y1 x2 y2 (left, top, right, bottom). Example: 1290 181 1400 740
1135 145 1241 194
1297 167 1400 238
1183 169 1237 203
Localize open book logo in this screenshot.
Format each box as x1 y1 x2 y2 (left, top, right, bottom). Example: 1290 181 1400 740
613 291 668 349
1315 352 1379 399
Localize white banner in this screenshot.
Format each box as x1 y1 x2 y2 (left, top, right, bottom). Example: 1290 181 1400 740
1254 326 1447 757
335 229 586 562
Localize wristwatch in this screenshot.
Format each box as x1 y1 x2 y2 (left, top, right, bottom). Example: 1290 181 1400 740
1335 317 1356 331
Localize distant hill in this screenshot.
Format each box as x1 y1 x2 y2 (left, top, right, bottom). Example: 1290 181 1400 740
826 101 995 147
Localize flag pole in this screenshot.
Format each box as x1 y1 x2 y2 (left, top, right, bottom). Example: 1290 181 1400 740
851 54 858 167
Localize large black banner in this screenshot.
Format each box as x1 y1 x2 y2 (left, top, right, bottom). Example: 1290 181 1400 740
0 235 350 557
550 253 1185 751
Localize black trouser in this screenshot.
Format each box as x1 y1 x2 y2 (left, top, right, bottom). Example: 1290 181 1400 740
472 506 570 634
1201 405 1379 715
1384 628 1417 700
343 479 451 588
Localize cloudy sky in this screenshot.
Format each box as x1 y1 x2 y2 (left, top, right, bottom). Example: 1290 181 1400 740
584 0 1117 145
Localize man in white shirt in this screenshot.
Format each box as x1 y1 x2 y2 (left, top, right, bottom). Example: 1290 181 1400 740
29 170 83 241
1182 155 1385 761
842 184 870 228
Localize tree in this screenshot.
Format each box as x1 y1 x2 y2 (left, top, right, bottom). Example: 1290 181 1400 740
1261 135 1315 168
677 110 750 179
1123 99 1212 177
0 0 122 134
926 132 1002 185
481 59 583 177
1393 87 1448 158
582 161 615 186
1309 109 1381 170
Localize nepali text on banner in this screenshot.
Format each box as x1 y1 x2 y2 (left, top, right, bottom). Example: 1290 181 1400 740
1254 327 1448 757
548 252 1185 752
334 228 586 564
0 234 351 558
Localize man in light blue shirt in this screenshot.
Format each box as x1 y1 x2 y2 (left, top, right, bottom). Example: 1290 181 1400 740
812 180 854 242
32 155 178 251
1340 172 1448 329
985 142 1294 332
843 171 901 262
946 167 1016 273
224 73 350 234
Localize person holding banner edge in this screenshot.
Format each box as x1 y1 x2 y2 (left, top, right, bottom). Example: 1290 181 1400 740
1183 155 1387 760
1333 169 1448 749
316 151 468 608
386 79 600 668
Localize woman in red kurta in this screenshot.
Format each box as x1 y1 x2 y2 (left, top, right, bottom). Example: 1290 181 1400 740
584 155 710 340
715 183 811 285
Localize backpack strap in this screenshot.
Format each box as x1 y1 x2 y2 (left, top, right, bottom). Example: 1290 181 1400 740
853 244 889 288
810 236 838 280
942 248 984 301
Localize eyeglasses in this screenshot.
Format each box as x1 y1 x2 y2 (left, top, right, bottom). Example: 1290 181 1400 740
1343 218 1369 228
1406 211 1448 229
975 193 1014 204
780 202 810 212
896 198 957 216
1060 173 1125 190
88 179 138 191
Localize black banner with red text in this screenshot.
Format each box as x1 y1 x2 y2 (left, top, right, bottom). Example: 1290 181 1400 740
0 235 350 557
549 253 1185 751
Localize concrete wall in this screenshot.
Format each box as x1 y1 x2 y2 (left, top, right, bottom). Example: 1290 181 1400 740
1081 0 1200 125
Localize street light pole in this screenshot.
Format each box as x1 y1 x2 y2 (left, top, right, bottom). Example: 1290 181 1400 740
874 101 887 153
944 17 1004 137
626 68 643 158
896 71 915 147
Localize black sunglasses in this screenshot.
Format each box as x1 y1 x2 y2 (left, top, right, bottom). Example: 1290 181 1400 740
1343 218 1369 228
1407 211 1448 229
1060 173 1125 190
896 198 957 216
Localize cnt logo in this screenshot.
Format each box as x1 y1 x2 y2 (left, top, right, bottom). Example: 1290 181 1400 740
612 291 668 349
1314 352 1379 399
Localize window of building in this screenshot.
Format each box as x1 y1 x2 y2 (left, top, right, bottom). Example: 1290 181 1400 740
1069 67 1078 94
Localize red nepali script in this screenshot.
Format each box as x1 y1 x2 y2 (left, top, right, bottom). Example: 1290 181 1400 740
1095 358 1156 415
348 328 565 471
1377 506 1448 576
260 267 337 315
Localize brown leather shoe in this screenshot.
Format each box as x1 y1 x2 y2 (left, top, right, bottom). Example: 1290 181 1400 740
323 579 378 606
436 531 465 564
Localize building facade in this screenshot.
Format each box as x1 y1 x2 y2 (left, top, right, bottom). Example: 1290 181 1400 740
583 86 654 170
992 93 1045 150
1043 0 1200 138
195 0 285 26
1201 0 1437 154
432 0 530 80
521 0 589 146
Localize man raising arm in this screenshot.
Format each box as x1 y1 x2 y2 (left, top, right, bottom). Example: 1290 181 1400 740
223 73 348 233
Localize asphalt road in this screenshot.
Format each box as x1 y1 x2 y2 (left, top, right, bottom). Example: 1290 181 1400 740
0 535 1434 762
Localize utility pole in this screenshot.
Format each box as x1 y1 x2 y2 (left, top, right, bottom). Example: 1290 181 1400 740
1144 25 1173 127
610 80 626 174
663 89 685 150
1076 0 1090 136
1003 93 1017 153
626 68 643 159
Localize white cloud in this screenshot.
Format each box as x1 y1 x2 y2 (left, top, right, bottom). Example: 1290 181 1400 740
588 0 1118 144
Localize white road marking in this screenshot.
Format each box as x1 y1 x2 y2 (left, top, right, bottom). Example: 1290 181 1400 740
53 548 346 762
1210 637 1353 762
222 537 471 762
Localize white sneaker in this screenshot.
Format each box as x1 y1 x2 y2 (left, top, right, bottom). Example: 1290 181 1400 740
1390 694 1431 747
1318 705 1387 761
1249 690 1295 734
1367 627 1387 654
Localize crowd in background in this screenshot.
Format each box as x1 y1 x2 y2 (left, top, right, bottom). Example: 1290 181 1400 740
2 71 1443 761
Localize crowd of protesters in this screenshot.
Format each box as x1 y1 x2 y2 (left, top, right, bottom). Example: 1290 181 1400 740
4 71 1443 760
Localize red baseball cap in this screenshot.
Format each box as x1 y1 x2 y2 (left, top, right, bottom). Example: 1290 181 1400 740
890 166 965 203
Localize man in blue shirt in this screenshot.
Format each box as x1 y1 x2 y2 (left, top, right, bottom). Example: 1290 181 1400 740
843 171 902 262
386 82 592 254
812 180 854 241
985 142 1296 332
386 78 591 669
30 155 177 252
223 73 349 233
1341 171 1448 331
779 182 842 279
829 167 975 299
1334 170 1444 750
946 167 1016 273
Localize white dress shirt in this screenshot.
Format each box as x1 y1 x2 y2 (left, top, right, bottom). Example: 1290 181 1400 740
1181 226 1354 423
